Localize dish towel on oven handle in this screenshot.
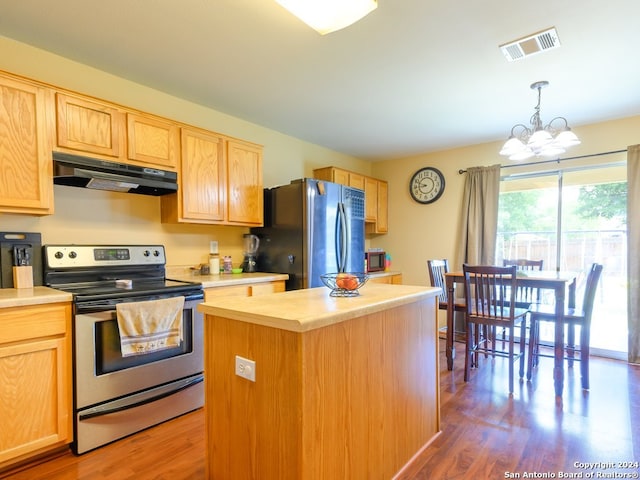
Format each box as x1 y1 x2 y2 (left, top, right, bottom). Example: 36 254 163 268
116 296 185 357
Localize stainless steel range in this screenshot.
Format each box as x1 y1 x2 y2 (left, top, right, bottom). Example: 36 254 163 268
43 244 204 454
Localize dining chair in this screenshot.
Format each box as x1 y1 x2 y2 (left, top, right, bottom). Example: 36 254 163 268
502 259 544 307
427 259 466 341
462 264 530 394
498 259 544 345
527 263 603 389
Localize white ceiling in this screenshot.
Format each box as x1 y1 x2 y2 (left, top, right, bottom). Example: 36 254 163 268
1 0 639 161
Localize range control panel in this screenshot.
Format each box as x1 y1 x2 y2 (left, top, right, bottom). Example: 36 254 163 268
43 245 166 269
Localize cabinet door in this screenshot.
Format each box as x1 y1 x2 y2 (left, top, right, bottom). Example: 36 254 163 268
376 180 388 233
364 176 378 223
226 140 263 225
176 128 225 222
0 75 53 215
127 113 179 170
205 284 250 300
55 93 124 158
0 338 70 464
250 281 286 296
0 303 72 466
349 172 365 191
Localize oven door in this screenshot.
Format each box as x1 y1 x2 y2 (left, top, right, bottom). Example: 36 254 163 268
74 295 204 410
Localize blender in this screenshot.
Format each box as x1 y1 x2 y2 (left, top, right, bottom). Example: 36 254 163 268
241 234 260 272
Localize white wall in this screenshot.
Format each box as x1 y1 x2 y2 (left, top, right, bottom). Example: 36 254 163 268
1 36 638 278
370 116 640 286
0 36 371 266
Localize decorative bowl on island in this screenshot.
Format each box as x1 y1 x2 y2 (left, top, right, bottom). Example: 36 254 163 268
320 272 369 297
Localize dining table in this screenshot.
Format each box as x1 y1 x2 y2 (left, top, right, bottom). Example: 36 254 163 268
444 269 578 396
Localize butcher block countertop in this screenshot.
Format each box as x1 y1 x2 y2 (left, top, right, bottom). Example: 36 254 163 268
198 283 440 332
0 286 72 308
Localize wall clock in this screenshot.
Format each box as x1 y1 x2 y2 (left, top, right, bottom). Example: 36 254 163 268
409 167 445 204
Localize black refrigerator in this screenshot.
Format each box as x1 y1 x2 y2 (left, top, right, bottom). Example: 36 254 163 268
251 178 365 290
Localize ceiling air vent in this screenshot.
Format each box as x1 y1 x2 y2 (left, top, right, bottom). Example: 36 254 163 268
499 27 560 62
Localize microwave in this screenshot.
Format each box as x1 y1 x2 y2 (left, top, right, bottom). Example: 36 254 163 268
365 250 386 272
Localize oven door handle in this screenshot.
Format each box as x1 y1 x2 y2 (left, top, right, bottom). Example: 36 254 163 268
78 374 203 421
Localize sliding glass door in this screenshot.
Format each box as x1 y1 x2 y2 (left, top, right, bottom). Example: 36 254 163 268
496 163 627 358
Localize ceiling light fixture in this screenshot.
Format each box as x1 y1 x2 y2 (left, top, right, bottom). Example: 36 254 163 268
275 0 377 35
499 81 580 161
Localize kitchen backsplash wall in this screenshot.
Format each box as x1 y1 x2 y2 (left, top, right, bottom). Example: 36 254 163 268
0 186 247 267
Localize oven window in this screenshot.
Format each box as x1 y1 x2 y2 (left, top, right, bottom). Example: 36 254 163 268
95 309 194 375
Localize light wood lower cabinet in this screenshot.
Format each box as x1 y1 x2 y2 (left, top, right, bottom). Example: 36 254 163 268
204 280 285 301
0 302 72 468
368 273 402 284
0 73 54 215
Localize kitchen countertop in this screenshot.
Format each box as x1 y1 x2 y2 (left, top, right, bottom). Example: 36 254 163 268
0 286 73 308
168 271 289 289
198 283 440 332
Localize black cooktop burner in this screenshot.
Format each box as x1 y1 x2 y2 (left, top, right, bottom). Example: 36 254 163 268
54 278 198 297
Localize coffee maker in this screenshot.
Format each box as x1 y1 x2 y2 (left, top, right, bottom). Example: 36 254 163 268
240 234 260 272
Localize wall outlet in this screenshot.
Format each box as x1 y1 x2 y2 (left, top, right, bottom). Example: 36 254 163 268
235 355 256 382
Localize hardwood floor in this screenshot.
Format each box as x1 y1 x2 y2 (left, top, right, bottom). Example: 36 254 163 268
2 340 639 479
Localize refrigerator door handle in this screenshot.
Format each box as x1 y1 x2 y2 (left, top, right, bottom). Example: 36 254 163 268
337 202 348 272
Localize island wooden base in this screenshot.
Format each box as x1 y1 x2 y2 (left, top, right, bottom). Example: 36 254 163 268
203 294 440 479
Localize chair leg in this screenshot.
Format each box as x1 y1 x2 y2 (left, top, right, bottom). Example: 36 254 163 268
464 322 472 382
532 319 540 367
527 319 537 380
519 319 526 379
580 327 590 390
567 323 576 367
508 329 514 394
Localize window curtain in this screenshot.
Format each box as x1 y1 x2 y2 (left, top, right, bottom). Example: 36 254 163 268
628 145 640 364
454 164 501 269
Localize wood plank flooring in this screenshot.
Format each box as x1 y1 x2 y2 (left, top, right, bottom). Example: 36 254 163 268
2 340 639 479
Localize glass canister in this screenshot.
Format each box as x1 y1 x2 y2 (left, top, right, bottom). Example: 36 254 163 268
223 255 233 274
209 253 220 275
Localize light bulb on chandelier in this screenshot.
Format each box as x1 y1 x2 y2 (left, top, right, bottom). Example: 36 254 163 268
499 81 580 161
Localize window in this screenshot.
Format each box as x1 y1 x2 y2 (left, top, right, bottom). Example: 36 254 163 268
496 163 627 358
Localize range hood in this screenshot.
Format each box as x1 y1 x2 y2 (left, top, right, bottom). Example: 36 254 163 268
52 152 178 196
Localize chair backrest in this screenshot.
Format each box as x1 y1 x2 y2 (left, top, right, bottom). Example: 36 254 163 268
503 258 544 305
462 264 518 322
427 259 449 303
503 259 544 271
580 263 603 325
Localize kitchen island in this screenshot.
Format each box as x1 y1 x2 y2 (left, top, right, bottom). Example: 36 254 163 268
198 283 441 480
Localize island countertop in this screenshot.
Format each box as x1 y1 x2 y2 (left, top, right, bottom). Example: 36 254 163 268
198 283 440 332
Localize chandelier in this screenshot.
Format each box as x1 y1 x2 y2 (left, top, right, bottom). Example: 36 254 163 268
275 0 377 35
499 81 580 161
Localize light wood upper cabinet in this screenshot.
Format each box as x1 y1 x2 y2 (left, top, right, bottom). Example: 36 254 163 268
349 172 365 191
161 131 263 226
313 166 388 235
0 74 54 215
364 176 378 223
127 113 179 170
366 179 388 234
55 92 125 159
226 139 263 225
162 128 225 223
313 166 364 191
0 302 72 468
